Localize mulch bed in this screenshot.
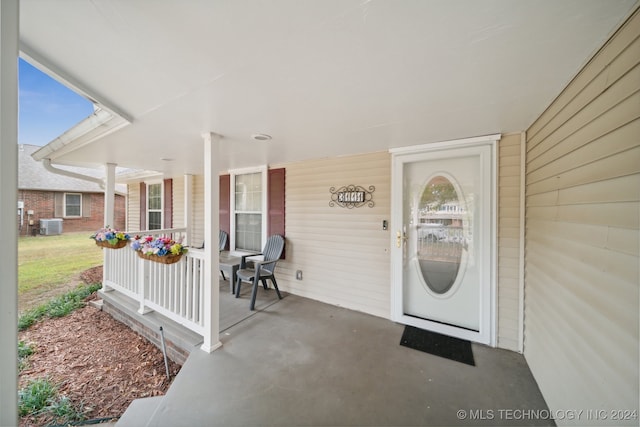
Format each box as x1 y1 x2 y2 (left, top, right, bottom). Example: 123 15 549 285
18 266 182 427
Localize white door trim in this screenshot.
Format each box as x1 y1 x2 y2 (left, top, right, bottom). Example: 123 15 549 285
390 134 499 346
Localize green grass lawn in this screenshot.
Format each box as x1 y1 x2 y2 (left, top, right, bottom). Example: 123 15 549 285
18 232 103 295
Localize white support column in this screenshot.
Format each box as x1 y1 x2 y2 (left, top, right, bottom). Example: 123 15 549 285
104 163 116 227
0 1 19 425
101 163 117 291
201 132 222 352
184 174 193 246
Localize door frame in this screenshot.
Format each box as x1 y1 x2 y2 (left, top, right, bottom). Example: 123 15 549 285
390 134 499 346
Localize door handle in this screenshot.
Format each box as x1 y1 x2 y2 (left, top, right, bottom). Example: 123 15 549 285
396 230 407 248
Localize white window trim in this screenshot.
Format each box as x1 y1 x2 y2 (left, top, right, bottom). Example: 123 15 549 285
229 165 268 252
146 180 164 230
64 193 82 218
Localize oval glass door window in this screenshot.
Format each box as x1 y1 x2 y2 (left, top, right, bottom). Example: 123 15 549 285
417 175 465 294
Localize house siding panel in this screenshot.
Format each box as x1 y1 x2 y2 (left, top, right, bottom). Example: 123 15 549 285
163 178 174 228
524 8 640 425
497 133 523 351
273 152 392 318
192 175 205 247
127 184 141 231
172 177 184 228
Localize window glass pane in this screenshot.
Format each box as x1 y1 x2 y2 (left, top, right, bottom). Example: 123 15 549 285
148 212 162 230
148 183 162 210
235 213 261 251
65 194 81 216
235 172 261 212
235 187 247 211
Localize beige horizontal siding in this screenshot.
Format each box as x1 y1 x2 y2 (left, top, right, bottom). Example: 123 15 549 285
275 152 392 318
172 177 185 229
527 24 640 147
528 67 640 164
524 7 640 426
127 184 141 231
497 133 523 351
191 175 205 247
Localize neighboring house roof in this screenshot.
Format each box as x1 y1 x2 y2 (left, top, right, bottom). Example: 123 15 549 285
18 144 126 194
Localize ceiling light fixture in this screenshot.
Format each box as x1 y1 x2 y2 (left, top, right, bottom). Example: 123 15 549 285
252 133 272 141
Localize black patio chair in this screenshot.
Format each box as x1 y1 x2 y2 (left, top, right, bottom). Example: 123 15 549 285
235 234 285 310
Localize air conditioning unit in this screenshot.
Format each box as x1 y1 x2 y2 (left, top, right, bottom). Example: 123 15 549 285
40 219 63 236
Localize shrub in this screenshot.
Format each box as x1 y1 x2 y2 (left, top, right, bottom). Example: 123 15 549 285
18 283 102 331
18 341 35 371
18 377 57 416
48 395 86 424
18 378 86 424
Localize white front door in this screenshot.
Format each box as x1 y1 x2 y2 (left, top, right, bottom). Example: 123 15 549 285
391 135 498 345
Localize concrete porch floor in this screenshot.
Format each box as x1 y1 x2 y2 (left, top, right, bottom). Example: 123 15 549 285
116 292 553 427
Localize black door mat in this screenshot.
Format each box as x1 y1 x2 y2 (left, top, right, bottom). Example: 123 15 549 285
400 325 475 366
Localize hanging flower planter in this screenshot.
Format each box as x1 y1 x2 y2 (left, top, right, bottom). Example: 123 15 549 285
95 239 128 249
136 251 183 264
90 227 130 249
131 235 188 264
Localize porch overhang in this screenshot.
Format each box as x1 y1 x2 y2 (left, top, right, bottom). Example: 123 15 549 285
18 1 637 174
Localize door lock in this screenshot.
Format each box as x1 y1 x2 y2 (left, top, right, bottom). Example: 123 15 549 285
396 230 407 248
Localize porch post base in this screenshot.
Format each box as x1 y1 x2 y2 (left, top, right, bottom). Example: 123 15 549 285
99 286 114 293
137 306 153 315
200 341 222 353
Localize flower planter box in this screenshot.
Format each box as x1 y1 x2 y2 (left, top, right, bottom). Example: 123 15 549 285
136 252 183 264
95 239 128 249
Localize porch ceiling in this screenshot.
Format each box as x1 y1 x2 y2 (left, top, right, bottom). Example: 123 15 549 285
19 0 636 176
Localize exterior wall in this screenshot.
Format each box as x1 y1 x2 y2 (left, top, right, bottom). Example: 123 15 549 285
127 184 141 231
17 189 125 236
497 133 523 351
275 152 392 318
172 177 185 229
524 8 639 425
192 175 205 247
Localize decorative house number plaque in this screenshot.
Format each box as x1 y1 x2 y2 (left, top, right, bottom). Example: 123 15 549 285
329 185 375 208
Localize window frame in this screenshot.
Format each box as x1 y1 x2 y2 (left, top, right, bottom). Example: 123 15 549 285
146 180 164 230
229 166 268 252
64 193 82 218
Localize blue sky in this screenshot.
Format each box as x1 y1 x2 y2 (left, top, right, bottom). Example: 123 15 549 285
19 58 95 146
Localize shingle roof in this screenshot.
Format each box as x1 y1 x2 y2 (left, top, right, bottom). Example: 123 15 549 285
18 144 126 194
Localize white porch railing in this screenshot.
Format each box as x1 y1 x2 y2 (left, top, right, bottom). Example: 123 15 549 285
102 228 207 335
